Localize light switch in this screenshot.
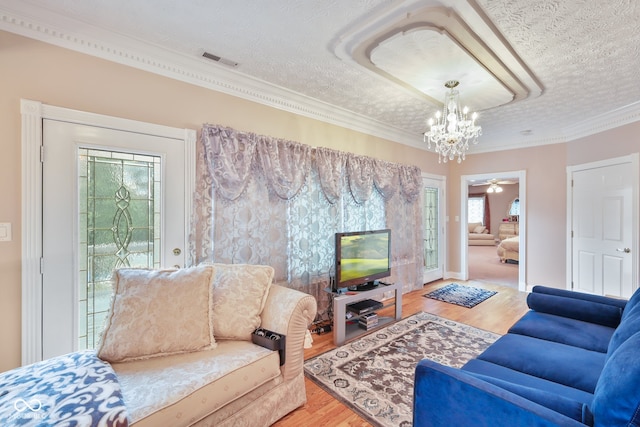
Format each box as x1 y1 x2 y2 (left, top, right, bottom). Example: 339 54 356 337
0 223 12 242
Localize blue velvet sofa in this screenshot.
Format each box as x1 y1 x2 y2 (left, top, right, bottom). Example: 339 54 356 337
413 285 640 427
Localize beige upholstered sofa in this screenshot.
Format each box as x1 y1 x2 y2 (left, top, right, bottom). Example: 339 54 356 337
106 265 318 427
468 222 496 246
0 265 317 427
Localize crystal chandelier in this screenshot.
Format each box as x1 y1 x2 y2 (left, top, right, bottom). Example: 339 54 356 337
424 80 482 163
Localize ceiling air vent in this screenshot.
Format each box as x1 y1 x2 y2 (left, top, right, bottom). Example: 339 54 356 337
202 51 238 67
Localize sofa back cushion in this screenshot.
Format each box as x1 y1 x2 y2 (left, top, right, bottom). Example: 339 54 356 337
592 331 640 426
606 310 640 359
621 286 640 321
468 222 482 233
527 292 623 328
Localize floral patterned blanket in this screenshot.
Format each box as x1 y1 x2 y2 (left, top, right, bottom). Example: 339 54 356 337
0 350 128 426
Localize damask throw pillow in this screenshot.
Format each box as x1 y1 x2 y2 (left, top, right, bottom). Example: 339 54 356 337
473 225 486 234
208 263 275 341
97 266 216 363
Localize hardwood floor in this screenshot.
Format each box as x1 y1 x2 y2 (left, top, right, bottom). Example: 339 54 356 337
273 279 530 427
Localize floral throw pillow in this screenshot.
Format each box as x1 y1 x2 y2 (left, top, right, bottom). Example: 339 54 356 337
209 263 274 341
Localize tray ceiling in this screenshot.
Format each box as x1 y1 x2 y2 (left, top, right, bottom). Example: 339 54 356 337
1 0 639 154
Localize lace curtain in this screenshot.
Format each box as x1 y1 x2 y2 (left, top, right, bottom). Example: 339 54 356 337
192 124 424 318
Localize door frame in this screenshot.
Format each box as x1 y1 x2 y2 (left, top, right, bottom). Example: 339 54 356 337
566 153 639 293
21 99 196 365
460 170 527 291
422 172 447 284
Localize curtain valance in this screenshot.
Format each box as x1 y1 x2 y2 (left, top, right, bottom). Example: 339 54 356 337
201 124 421 204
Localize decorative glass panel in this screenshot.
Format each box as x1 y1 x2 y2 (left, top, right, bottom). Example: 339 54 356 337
78 148 161 350
423 187 439 270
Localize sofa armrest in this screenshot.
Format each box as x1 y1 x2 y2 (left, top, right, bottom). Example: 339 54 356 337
413 360 587 427
260 284 317 381
527 292 622 327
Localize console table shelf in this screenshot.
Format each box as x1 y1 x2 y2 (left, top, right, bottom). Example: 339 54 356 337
327 282 402 346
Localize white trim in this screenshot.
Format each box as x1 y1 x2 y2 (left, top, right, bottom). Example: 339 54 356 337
20 99 196 365
460 170 527 291
21 99 44 366
3 6 639 154
566 153 639 293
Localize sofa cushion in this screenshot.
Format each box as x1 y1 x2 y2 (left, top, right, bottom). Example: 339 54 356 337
476 334 606 393
592 331 640 426
112 340 281 426
97 266 216 362
209 263 274 341
527 292 622 328
508 311 615 353
606 310 640 359
462 359 595 404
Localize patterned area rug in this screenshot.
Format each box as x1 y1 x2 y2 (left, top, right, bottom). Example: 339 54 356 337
303 312 500 427
423 283 497 308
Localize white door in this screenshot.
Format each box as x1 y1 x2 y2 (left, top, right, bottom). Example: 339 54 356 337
571 156 638 298
42 119 189 359
423 176 445 283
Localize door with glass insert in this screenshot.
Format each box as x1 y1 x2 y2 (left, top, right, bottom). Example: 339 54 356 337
42 120 187 359
423 177 445 283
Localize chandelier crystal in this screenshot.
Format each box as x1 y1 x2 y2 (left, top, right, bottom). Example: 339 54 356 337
424 80 482 163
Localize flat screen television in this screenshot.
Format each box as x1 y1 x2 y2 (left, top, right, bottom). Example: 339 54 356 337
334 228 391 291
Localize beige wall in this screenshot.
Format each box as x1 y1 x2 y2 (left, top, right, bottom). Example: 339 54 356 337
2 30 639 371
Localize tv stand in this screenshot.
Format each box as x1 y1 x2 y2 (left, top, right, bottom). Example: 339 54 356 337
327 281 402 345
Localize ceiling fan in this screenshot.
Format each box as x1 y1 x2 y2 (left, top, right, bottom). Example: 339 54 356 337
470 178 518 187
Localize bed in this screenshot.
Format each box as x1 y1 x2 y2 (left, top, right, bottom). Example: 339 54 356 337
497 235 519 263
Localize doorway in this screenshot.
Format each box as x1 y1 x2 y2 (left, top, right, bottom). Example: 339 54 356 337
461 170 526 291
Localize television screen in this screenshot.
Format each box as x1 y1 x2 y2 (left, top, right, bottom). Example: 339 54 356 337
335 229 391 290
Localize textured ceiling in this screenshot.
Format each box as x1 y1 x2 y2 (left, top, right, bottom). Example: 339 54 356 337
2 0 640 154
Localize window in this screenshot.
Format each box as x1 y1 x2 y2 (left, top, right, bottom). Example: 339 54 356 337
468 197 485 224
509 198 520 216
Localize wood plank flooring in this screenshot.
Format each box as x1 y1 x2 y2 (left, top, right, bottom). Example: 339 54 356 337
273 279 530 427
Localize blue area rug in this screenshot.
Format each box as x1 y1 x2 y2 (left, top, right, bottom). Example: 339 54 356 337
423 283 497 308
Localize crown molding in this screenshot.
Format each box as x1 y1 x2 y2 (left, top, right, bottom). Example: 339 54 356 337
0 6 426 151
562 101 640 142
2 4 639 156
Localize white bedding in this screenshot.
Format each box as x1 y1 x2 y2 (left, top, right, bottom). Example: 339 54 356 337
497 235 519 262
